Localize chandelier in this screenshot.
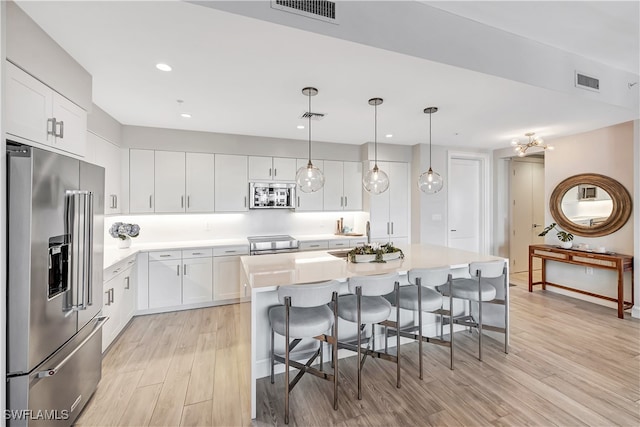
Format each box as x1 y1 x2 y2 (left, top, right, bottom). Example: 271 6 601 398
511 132 553 157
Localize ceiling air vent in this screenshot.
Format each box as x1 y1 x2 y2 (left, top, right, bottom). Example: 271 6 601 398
271 0 338 24
300 111 326 120
575 71 600 92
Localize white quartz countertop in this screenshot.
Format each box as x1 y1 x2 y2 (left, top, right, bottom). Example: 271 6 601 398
293 233 364 241
241 244 505 291
103 238 248 269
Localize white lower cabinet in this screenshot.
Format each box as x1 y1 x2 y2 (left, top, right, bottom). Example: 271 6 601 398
148 259 182 309
102 258 136 352
183 256 213 304
213 255 243 301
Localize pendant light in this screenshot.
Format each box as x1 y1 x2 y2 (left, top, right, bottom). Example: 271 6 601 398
363 98 389 195
418 107 443 194
296 87 325 193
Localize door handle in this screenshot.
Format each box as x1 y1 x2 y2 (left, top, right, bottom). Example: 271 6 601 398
532 224 542 228
340 196 344 207
391 222 394 235
450 229 457 232
244 196 247 208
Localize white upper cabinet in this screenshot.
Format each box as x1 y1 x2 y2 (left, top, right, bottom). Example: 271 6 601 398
154 151 186 213
295 158 324 211
367 161 409 239
6 62 86 157
323 160 363 211
186 152 215 212
129 149 155 213
215 154 248 212
52 92 87 157
89 132 121 214
343 161 363 211
249 156 297 181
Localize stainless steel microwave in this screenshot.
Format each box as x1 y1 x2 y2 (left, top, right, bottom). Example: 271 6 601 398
249 182 296 209
578 185 597 200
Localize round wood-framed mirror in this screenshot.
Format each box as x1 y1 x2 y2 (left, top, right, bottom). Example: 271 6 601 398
549 173 632 237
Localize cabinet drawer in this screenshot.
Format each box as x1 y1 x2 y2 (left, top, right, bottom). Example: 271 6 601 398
213 246 249 257
104 255 136 282
350 239 367 247
148 250 182 261
182 248 213 259
328 240 350 249
299 241 329 251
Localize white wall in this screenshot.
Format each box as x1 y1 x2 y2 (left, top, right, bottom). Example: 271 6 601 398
87 103 122 145
544 121 635 307
1 0 6 420
633 119 640 319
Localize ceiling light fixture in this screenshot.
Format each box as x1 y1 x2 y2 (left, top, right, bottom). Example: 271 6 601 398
510 132 553 157
418 107 443 194
385 134 393 138
297 125 305 129
156 63 172 72
295 87 325 193
180 113 191 118
363 98 389 195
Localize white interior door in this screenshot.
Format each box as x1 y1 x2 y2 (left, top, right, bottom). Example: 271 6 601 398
448 157 481 252
510 160 545 273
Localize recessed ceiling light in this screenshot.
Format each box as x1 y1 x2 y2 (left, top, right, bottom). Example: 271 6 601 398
297 125 305 129
385 134 393 138
180 113 191 118
156 63 172 72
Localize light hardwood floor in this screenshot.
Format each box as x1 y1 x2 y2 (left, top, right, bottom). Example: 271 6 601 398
76 276 640 426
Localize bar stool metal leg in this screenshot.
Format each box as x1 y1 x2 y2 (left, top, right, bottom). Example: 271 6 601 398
284 297 291 424
270 327 275 384
333 291 339 410
477 272 483 361
449 283 454 370
504 270 509 354
356 286 362 400
395 282 401 389
319 341 323 371
417 277 423 380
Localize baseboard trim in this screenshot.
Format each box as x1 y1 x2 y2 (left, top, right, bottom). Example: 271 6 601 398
632 306 640 319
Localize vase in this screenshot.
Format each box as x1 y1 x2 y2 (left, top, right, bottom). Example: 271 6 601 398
559 241 572 249
118 236 132 249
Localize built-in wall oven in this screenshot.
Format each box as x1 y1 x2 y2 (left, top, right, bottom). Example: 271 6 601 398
249 183 296 209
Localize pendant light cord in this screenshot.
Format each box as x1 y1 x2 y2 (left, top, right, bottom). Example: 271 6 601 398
428 110 433 169
374 102 378 166
308 92 312 163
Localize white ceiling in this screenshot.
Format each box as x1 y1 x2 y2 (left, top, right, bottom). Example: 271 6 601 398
424 1 640 74
16 1 640 149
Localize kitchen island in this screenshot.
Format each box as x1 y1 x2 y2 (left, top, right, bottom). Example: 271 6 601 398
240 244 508 420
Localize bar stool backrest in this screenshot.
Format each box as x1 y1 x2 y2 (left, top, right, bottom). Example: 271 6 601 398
348 272 399 296
469 260 505 279
408 267 451 288
277 280 341 307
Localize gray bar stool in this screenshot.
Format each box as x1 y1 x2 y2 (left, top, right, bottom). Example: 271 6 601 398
438 260 508 361
385 267 454 377
337 272 400 400
268 280 341 424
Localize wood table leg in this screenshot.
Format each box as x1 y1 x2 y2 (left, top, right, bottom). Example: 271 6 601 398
617 263 624 319
528 248 533 292
541 259 546 290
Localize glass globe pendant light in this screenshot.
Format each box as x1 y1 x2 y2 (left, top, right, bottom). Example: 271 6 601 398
363 97 389 195
418 106 444 194
296 87 325 193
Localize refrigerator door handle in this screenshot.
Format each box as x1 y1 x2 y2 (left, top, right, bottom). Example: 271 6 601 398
66 190 92 312
85 192 94 307
36 316 109 378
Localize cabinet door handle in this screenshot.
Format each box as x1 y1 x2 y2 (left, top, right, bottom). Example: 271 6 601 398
110 288 114 304
187 196 190 208
114 195 118 209
225 250 237 253
244 196 247 208
340 196 343 207
391 222 394 235
55 120 64 138
105 290 111 306
125 276 130 290
297 196 300 208
269 168 272 177
149 195 153 208
176 265 180 276
344 196 348 207
181 196 185 208
274 168 277 177
47 118 56 138
183 264 187 276
310 244 320 248
159 254 172 258
192 252 204 255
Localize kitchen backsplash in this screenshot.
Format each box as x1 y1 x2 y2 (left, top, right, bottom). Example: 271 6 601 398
104 210 370 247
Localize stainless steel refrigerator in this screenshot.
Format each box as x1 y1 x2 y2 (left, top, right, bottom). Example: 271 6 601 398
6 143 107 426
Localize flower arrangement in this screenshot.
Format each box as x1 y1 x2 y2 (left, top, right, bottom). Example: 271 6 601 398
347 242 404 263
109 222 140 240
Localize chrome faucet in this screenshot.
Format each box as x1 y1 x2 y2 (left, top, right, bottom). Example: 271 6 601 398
366 221 371 244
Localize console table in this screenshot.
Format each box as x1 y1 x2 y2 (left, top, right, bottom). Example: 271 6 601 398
528 244 634 318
